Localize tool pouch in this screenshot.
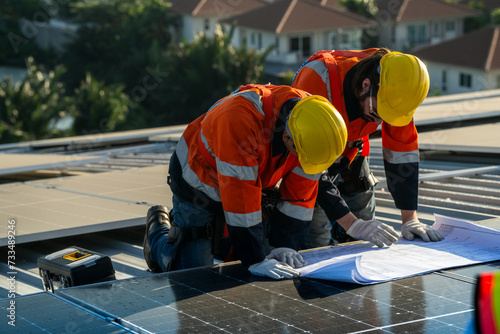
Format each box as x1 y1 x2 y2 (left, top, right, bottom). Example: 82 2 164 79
337 156 378 194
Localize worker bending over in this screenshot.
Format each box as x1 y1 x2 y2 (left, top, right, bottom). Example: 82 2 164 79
292 48 444 247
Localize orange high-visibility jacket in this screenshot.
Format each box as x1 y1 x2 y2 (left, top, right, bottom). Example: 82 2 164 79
293 49 419 210
174 84 322 265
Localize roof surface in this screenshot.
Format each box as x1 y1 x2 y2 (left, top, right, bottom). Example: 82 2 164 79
221 0 369 33
168 0 267 17
1 90 500 297
413 25 500 71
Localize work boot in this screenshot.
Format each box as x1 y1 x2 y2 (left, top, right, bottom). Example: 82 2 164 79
143 205 171 273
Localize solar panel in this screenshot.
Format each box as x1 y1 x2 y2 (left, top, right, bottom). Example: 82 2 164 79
416 91 500 126
0 125 186 152
0 153 107 176
418 122 500 154
30 165 171 205
54 260 500 333
0 292 130 333
0 166 172 246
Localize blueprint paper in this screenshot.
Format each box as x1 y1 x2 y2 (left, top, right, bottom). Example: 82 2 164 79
298 214 500 284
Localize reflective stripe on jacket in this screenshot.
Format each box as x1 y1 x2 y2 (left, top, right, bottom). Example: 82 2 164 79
175 84 321 265
292 49 419 210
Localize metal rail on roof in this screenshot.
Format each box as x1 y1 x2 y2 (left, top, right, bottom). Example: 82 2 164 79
376 165 500 189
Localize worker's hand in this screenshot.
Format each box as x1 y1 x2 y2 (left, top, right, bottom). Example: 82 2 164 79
267 247 307 268
402 219 444 242
248 259 300 279
347 219 400 247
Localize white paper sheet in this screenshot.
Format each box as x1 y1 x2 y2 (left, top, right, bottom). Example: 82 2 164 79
298 214 500 284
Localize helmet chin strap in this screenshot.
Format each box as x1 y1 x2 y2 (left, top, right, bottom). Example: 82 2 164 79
285 118 294 142
281 97 301 141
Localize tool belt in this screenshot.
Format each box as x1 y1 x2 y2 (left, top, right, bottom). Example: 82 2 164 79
166 221 215 244
333 155 378 194
337 172 378 194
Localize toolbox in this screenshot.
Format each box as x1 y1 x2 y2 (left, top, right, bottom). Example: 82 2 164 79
37 246 115 292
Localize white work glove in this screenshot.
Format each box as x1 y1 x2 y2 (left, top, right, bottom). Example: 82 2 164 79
347 219 400 248
248 258 300 280
267 247 307 268
402 219 444 242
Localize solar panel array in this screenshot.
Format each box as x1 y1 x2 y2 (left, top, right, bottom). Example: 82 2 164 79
2 257 499 333
0 166 172 246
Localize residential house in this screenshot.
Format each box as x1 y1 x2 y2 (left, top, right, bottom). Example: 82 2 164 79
374 0 479 52
167 0 268 41
413 25 500 95
220 0 371 78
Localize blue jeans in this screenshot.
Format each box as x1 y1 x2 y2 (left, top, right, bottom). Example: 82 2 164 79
148 194 215 271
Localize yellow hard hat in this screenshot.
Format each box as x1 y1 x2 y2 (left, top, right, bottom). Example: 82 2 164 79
377 52 430 127
287 95 347 175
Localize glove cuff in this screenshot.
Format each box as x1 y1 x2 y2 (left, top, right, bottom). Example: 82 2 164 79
346 219 364 237
402 219 420 229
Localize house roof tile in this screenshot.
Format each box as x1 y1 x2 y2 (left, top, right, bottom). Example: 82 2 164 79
221 0 369 34
168 0 267 17
413 25 500 71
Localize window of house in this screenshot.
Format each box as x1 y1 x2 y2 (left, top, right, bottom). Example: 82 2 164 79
459 73 472 88
204 19 210 31
341 33 349 45
290 37 299 52
251 33 255 45
289 36 311 57
445 21 456 32
407 24 426 45
442 70 447 92
302 36 310 57
258 33 262 49
275 37 280 54
433 22 440 37
331 33 337 49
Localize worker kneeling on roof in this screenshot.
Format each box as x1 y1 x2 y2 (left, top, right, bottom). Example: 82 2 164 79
143 84 349 279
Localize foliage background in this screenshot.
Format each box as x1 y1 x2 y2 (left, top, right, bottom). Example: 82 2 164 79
0 0 269 143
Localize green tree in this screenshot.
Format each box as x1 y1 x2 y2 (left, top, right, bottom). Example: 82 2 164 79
463 1 491 32
340 0 378 49
0 0 55 66
341 0 378 18
60 0 178 90
492 8 500 24
0 57 72 143
71 73 145 135
150 25 272 125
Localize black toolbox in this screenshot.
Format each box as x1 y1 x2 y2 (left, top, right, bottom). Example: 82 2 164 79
37 246 115 292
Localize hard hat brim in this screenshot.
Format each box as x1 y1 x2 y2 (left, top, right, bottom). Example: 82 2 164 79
377 102 414 127
299 158 331 175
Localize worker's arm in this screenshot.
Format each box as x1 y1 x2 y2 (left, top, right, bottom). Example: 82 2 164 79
268 163 321 250
317 173 399 247
382 121 419 210
315 171 350 221
381 123 443 242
